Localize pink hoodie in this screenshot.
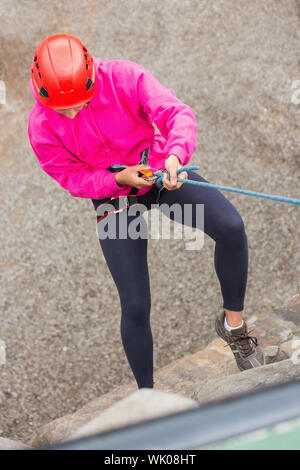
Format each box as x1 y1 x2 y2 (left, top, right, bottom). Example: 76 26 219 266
28 58 198 200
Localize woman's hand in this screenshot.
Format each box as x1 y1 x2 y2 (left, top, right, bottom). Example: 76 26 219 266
163 155 188 190
115 164 154 189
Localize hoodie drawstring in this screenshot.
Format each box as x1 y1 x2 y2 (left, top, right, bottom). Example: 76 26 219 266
88 106 110 154
71 105 110 157
71 121 81 156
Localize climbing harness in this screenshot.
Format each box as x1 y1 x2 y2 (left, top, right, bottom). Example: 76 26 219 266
96 147 151 223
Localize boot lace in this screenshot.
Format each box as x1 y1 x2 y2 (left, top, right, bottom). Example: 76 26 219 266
225 329 258 357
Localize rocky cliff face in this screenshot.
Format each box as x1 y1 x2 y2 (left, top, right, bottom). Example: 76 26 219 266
26 294 300 448
0 294 299 449
0 0 299 445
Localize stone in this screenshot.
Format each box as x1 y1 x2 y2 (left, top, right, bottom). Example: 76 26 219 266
0 437 32 450
247 295 300 349
192 359 300 404
29 340 230 448
29 294 300 448
275 295 300 324
28 383 137 448
70 389 198 442
264 345 289 365
280 338 300 359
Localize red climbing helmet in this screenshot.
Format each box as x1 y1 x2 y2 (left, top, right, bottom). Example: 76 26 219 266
31 34 97 109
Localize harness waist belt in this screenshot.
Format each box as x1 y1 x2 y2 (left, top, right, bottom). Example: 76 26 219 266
95 146 150 221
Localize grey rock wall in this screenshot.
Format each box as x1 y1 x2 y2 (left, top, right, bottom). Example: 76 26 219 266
0 0 299 443
28 295 300 448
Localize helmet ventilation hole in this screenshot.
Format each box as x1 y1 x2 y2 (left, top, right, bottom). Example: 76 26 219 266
39 86 49 98
86 78 94 91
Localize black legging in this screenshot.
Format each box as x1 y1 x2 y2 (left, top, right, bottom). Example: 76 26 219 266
92 170 248 388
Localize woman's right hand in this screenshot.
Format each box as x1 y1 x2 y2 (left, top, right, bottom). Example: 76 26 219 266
115 164 155 189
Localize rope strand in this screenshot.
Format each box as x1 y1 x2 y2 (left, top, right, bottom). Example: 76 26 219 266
155 166 300 206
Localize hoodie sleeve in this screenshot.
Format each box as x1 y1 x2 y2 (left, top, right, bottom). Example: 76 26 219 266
28 126 121 199
135 64 198 166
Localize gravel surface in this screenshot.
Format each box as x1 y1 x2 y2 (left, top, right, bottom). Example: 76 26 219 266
0 0 299 443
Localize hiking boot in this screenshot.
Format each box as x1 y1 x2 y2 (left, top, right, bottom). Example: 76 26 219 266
215 310 265 371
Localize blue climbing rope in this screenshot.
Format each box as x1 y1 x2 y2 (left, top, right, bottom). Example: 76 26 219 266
154 166 300 206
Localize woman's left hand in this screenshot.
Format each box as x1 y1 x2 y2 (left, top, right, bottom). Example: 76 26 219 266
163 155 188 190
